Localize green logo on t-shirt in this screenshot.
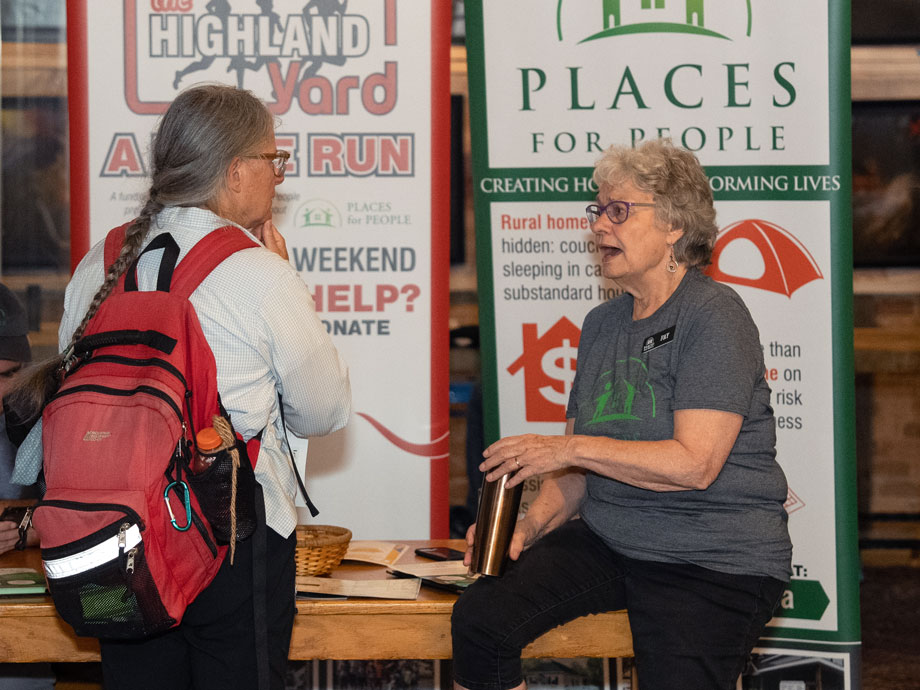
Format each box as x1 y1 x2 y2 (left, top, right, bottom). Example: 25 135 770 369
586 357 657 425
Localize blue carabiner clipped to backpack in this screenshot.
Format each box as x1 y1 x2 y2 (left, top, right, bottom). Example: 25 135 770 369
164 480 192 531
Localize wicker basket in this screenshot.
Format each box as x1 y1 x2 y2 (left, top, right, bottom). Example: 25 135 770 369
294 524 352 576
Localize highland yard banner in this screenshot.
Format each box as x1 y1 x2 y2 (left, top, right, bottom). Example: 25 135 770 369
465 0 860 685
67 0 451 539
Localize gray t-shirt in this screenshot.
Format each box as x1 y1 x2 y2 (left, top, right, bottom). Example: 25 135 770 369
567 269 792 580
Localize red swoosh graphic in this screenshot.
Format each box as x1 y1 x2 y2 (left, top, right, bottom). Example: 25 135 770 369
357 413 450 459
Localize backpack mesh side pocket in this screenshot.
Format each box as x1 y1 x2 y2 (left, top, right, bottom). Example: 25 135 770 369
186 440 257 544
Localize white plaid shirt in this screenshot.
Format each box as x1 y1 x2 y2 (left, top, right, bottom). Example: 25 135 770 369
59 206 351 537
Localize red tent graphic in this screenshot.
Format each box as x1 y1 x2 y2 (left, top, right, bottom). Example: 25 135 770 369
704 219 823 297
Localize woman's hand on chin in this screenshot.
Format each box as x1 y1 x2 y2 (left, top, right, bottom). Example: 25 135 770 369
253 219 289 261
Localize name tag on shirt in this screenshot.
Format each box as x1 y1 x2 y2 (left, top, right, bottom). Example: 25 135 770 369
642 326 675 353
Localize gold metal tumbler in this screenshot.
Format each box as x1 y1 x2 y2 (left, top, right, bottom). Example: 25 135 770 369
469 473 523 577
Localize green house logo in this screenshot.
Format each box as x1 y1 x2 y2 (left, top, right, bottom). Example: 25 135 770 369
557 0 753 42
294 199 342 230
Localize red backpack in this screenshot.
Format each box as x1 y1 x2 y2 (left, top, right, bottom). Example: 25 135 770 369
29 224 260 639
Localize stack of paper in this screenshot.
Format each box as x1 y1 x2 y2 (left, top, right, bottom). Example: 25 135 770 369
342 541 410 567
295 575 420 600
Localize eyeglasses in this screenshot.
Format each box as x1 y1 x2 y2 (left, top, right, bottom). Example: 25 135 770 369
585 199 656 225
244 150 290 177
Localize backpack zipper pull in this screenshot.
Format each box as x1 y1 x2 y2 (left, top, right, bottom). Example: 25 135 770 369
60 343 76 371
118 523 138 600
14 507 33 551
124 545 138 600
59 342 89 375
118 522 129 551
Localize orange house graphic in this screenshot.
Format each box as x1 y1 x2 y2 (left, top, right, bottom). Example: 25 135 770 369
507 317 581 422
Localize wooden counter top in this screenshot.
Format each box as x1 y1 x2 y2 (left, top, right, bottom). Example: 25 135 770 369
0 535 632 662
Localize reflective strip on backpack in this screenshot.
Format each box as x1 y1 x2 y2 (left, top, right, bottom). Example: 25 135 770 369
43 524 143 580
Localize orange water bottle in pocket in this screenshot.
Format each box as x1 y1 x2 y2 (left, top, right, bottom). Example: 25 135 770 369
191 426 223 474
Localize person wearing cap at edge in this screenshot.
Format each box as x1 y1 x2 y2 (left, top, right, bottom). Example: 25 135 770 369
0 284 54 690
0 284 39 554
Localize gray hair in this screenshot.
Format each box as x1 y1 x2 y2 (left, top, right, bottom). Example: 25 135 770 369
70 84 274 345
592 139 717 267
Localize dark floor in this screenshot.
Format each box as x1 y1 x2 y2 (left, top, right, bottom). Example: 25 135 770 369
860 565 920 689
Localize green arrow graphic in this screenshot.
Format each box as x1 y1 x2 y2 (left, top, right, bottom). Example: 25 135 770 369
772 579 830 621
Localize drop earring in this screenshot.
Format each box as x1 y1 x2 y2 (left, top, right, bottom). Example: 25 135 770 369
667 246 678 273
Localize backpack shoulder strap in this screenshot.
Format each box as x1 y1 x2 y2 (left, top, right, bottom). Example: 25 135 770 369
170 226 259 299
124 233 181 293
103 223 131 268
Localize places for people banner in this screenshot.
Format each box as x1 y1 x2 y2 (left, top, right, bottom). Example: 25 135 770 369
465 0 859 682
68 0 451 539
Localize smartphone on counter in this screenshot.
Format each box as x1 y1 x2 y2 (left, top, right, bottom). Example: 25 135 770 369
414 547 465 561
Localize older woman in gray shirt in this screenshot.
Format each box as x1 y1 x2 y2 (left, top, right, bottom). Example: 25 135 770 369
452 140 791 690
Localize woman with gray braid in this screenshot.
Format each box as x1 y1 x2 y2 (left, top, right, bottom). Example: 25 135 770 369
25 85 351 689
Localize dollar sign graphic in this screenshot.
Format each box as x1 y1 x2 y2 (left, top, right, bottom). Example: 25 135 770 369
539 338 577 406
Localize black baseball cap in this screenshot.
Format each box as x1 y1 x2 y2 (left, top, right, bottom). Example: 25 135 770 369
0 285 32 363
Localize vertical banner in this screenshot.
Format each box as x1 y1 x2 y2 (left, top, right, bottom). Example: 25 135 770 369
465 0 859 684
68 0 451 539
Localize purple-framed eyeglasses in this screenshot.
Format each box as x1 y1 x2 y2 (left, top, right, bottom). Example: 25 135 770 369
585 199 656 225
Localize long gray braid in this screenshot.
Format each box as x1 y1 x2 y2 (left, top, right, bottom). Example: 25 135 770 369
66 196 163 345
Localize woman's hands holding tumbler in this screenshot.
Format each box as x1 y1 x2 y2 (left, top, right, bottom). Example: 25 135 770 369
462 515 541 566
465 424 581 570
479 434 575 488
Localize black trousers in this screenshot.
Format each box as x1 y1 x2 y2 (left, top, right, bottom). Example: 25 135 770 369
100 528 296 690
452 519 785 690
